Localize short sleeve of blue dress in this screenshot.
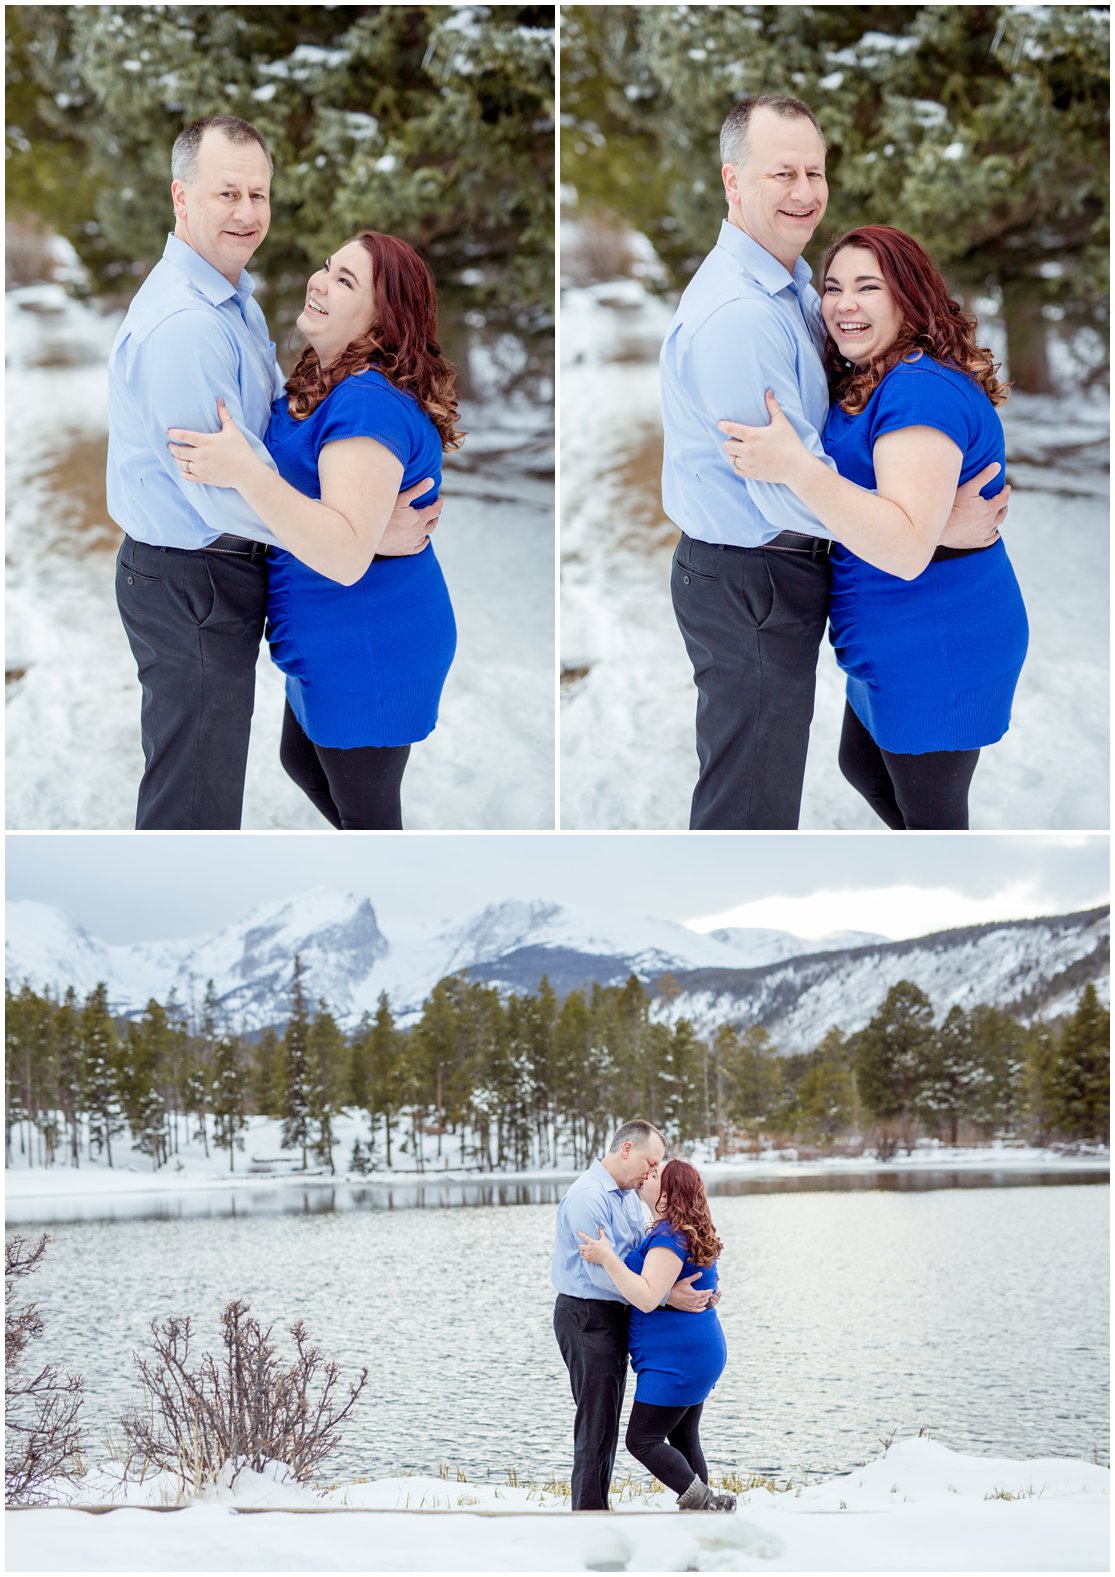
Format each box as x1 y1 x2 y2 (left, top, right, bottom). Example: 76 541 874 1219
825 356 1002 493
264 371 456 750
822 356 1027 754
625 1224 727 1407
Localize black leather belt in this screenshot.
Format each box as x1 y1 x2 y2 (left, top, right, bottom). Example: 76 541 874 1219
708 531 832 559
762 530 833 557
202 534 269 561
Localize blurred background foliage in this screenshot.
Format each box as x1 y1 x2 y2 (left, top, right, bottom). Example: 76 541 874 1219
6 4 555 397
560 4 1108 393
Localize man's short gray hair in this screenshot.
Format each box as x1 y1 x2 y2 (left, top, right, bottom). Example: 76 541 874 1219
171 115 274 186
608 1119 665 1154
720 94 826 168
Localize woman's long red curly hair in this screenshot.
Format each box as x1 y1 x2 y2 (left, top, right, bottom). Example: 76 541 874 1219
285 231 464 451
654 1158 722 1268
821 225 1010 416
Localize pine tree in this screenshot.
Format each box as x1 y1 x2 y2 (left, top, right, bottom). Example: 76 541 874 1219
918 1005 977 1145
1023 1019 1059 1147
365 992 401 1170
133 1085 169 1170
307 1002 346 1176
252 1027 283 1118
210 1032 249 1173
1050 984 1110 1143
279 957 313 1170
7 4 556 395
561 4 1108 392
79 984 123 1167
54 988 83 1169
795 1027 856 1147
853 981 936 1152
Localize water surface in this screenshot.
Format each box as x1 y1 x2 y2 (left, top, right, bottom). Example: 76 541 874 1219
21 1182 1108 1486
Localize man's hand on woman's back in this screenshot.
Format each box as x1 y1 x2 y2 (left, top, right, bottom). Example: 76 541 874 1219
940 462 1009 549
667 1273 720 1313
378 477 442 555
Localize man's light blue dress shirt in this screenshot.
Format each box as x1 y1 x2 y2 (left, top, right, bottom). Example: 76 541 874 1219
107 234 286 548
551 1158 648 1303
660 220 838 547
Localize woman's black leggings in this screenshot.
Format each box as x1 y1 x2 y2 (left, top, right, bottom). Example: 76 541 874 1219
626 1400 708 1496
838 702 980 831
280 702 411 831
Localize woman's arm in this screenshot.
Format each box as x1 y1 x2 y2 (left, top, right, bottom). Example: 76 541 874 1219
718 392 967 580
168 401 411 585
578 1230 683 1313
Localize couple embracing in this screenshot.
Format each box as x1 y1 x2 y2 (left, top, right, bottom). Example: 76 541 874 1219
552 1120 735 1513
664 95 1029 831
109 115 459 831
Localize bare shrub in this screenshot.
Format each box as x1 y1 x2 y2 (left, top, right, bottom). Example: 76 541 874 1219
121 1299 368 1492
5 1234 85 1505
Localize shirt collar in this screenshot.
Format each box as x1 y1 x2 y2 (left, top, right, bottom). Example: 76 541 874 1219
162 233 257 308
591 1158 628 1194
715 218 814 299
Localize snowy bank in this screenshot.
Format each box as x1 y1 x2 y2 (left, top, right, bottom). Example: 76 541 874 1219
6 1440 1108 1572
5 1115 1107 1222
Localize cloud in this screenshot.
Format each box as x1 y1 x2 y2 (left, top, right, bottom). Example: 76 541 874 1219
683 880 1105 942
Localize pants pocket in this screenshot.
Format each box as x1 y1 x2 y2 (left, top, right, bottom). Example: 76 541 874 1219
180 554 217 627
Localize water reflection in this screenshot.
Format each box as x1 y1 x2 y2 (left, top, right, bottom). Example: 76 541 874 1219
7 1166 1106 1226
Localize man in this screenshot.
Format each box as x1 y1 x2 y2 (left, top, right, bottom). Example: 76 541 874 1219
661 94 1007 830
552 1119 713 1511
108 115 436 829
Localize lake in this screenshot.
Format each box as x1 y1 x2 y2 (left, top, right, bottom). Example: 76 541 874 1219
16 1178 1109 1487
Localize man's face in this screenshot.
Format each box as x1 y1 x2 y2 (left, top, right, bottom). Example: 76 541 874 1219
172 131 272 285
618 1135 666 1191
722 107 828 271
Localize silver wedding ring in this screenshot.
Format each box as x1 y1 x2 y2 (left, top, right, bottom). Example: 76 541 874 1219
185 459 192 474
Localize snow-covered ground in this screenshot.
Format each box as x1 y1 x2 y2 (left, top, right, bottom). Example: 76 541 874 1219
559 280 1110 830
6 1115 1106 1220
7 1439 1109 1571
5 285 555 829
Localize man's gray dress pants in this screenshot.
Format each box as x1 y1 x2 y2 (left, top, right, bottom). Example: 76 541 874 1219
671 532 831 829
116 535 268 829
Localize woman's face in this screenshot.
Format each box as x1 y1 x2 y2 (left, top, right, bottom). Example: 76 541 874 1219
639 1167 664 1214
821 244 903 366
297 240 376 369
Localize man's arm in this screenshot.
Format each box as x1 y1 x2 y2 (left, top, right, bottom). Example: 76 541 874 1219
687 297 838 538
562 1195 633 1298
129 310 280 543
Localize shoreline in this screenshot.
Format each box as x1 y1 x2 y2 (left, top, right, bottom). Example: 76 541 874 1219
6 1143 1109 1215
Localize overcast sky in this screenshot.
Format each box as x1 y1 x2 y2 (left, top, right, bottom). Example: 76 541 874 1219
5 833 1108 945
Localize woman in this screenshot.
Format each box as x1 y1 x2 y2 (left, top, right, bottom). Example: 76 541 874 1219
578 1158 734 1512
720 225 1028 831
167 231 462 830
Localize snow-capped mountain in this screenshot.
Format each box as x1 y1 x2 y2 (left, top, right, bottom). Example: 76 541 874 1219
4 892 1107 1049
